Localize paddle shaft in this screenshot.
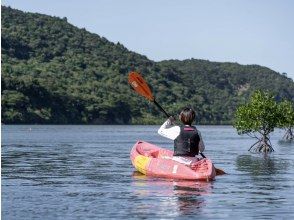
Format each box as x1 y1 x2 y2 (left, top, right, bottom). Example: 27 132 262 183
200 153 206 158
154 100 170 118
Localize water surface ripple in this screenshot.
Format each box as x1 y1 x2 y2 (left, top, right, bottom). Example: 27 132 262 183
2 125 294 219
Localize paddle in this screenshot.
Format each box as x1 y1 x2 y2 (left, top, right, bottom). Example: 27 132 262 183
128 71 170 117
128 71 226 175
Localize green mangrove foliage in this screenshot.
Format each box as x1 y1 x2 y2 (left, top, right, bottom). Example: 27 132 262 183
234 90 279 152
234 90 294 152
1 6 294 124
278 100 294 140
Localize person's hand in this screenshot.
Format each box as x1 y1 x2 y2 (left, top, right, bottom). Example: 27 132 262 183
168 116 176 125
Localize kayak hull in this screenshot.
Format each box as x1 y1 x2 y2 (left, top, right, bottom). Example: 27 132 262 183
130 141 216 181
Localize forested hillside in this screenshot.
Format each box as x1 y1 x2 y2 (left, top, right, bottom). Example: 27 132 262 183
2 6 294 124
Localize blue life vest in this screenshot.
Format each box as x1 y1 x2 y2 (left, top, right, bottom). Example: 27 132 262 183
174 125 200 156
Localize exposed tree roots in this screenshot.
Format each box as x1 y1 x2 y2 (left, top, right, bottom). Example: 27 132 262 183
283 128 294 141
248 135 274 153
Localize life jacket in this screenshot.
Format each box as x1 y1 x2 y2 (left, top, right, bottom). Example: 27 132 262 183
174 125 200 157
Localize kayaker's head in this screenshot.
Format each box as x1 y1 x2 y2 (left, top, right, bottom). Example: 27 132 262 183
179 107 195 125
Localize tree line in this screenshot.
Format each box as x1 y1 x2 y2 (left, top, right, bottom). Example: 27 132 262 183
2 6 294 125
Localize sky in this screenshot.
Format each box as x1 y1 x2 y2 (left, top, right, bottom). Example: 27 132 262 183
2 0 294 79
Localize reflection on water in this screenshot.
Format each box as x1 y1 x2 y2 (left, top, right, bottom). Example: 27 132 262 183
278 139 294 147
132 171 212 216
2 125 294 219
235 154 291 199
1 144 82 186
236 154 290 176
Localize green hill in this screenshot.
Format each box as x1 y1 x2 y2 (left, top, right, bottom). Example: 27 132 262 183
2 6 294 124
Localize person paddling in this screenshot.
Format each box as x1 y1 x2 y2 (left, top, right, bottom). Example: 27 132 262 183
158 107 205 166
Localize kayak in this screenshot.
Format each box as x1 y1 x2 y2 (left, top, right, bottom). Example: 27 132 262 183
130 140 216 181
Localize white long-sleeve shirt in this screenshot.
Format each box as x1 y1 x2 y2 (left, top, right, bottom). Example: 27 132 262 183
157 118 205 153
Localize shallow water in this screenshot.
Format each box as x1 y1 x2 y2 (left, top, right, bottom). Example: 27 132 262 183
2 125 294 219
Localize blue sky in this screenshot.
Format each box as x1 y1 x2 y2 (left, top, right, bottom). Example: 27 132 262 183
2 0 294 79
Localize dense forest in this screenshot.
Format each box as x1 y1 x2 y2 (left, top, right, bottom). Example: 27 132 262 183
2 6 294 124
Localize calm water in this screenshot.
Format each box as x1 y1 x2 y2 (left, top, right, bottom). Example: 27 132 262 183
2 125 294 219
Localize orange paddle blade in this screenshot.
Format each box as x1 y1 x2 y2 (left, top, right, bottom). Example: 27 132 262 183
128 72 154 101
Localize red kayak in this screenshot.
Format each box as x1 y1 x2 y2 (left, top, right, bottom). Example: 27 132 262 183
130 141 216 181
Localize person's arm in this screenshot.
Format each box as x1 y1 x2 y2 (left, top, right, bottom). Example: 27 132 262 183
198 131 205 153
158 118 180 140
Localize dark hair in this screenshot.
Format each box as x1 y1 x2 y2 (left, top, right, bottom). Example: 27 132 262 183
179 107 195 125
